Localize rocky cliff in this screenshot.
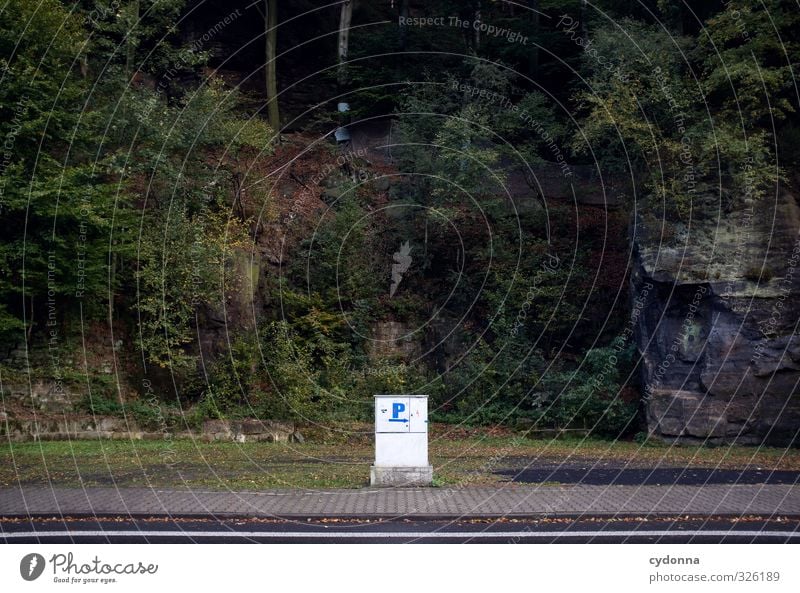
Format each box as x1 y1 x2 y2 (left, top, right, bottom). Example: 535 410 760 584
633 184 800 446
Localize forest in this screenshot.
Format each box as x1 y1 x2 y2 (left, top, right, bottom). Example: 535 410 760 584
1 0 798 445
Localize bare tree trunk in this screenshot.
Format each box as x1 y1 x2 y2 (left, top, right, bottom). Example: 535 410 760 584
337 0 353 87
265 0 280 133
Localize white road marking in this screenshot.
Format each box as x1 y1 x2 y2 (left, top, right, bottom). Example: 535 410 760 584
2 530 799 539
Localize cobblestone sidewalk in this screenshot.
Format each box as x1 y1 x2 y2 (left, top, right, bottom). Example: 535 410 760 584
1 484 799 518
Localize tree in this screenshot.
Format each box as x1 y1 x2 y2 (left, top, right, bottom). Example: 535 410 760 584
0 0 128 338
337 0 354 87
264 0 280 132
112 81 272 369
398 0 410 50
85 0 188 80
530 0 540 76
700 0 799 128
572 14 780 219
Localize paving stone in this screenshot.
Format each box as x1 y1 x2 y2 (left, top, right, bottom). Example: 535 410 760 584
1 484 798 518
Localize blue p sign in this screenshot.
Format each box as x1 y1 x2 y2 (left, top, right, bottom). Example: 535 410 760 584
389 402 407 423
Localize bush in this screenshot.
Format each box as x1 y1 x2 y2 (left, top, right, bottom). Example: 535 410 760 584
79 393 172 431
534 346 638 437
432 343 638 438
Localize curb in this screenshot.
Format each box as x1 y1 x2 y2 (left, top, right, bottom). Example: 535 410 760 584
2 512 799 522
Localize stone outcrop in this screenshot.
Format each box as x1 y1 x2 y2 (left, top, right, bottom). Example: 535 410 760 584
1 416 152 442
633 185 800 446
0 414 300 443
200 419 299 443
1 379 82 413
366 321 422 361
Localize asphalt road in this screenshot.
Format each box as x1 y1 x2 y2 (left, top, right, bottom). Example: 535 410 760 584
2 516 799 543
496 461 800 486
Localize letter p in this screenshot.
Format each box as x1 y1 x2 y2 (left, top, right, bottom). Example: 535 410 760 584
392 402 406 419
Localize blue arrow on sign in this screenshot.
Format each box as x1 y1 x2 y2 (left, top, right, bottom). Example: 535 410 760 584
388 418 409 423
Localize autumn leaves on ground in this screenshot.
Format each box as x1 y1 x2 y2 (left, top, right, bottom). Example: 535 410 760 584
2 426 799 491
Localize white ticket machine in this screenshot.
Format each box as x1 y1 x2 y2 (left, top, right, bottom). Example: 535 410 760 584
370 395 433 486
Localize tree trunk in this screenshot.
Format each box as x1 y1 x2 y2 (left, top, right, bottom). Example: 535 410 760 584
399 0 409 50
580 0 589 39
530 0 539 77
337 0 353 87
474 1 481 49
26 295 33 341
265 0 280 133
125 0 140 78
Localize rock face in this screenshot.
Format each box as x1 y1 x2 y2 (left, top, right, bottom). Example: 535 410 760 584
0 416 149 442
200 419 298 443
633 185 800 446
0 415 300 443
366 321 421 361
2 380 80 413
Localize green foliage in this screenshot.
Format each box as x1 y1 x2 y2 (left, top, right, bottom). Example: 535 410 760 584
136 208 249 369
258 310 410 422
259 319 338 421
6 0 794 440
386 58 636 435
296 193 386 304
535 346 638 437
700 0 799 127
0 0 133 337
432 343 637 439
105 80 273 208
93 69 273 372
396 60 563 197
193 332 285 422
80 392 172 431
0 0 274 353
84 0 193 79
573 8 790 219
